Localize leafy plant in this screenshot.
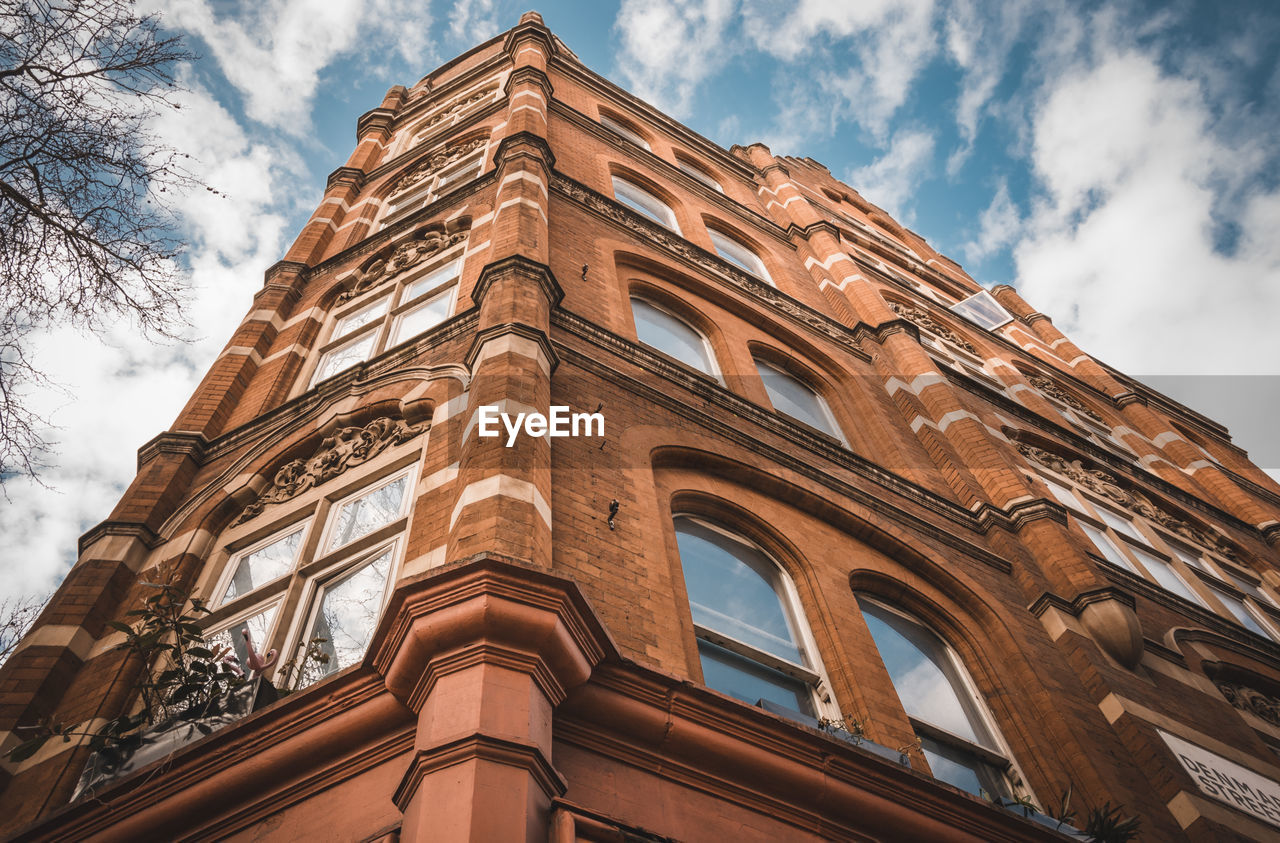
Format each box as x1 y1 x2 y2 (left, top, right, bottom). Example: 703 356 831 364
271 635 331 695
1084 801 1141 843
819 713 868 740
5 582 244 768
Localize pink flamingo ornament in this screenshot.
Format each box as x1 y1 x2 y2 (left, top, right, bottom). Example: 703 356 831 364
241 628 279 676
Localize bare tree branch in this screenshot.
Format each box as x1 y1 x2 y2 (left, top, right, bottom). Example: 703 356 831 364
0 591 50 666
0 0 201 483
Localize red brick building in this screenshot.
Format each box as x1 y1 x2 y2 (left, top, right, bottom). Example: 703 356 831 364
3 11 1280 841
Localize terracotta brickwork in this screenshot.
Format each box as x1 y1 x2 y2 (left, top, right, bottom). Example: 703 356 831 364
3 11 1280 842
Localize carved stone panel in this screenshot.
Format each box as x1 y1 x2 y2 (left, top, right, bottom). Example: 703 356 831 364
884 299 978 354
1217 681 1280 728
391 136 488 196
234 417 426 525
1016 442 1239 559
1026 373 1105 423
338 222 470 305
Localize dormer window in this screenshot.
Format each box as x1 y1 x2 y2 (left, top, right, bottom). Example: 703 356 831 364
949 289 1013 330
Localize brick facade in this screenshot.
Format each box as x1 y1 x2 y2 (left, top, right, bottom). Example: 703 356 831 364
3 11 1280 842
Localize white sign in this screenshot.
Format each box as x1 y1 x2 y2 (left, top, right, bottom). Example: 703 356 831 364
1160 729 1280 829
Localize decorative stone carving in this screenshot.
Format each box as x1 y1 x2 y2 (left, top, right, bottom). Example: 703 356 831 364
1079 595 1144 669
884 299 978 354
1217 681 1280 727
338 222 469 305
416 85 497 134
551 175 868 355
1016 442 1239 559
233 417 426 525
1025 373 1106 423
391 136 488 196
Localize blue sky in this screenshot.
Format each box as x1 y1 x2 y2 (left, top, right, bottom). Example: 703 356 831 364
3 0 1279 606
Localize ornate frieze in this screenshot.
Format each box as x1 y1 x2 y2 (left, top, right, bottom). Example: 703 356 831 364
1016 442 1238 558
391 136 488 196
884 300 978 354
338 223 469 305
416 84 497 134
1217 681 1280 727
1026 373 1105 423
233 417 426 525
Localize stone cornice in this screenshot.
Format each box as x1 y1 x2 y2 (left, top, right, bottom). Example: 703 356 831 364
136 431 207 472
325 166 366 192
77 521 162 557
491 130 556 171
466 322 560 374
504 64 554 99
356 106 395 140
471 254 564 309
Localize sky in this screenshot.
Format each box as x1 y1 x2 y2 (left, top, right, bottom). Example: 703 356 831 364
3 0 1279 610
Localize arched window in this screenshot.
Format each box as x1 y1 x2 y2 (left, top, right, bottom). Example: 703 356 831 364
675 517 830 719
708 229 772 284
599 112 651 150
856 597 1015 797
612 175 679 232
630 297 716 377
753 358 844 443
676 156 722 192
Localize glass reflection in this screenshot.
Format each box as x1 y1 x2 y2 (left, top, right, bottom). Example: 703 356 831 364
221 528 304 604
755 359 839 439
327 476 409 551
296 548 393 688
631 299 713 375
208 603 278 672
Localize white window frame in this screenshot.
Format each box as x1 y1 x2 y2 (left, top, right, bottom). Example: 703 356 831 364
677 158 722 192
629 296 721 382
308 248 465 390
709 229 773 285
612 176 680 232
599 113 650 150
674 516 839 721
204 461 420 692
379 146 486 230
949 289 1014 330
857 596 1024 799
753 357 845 444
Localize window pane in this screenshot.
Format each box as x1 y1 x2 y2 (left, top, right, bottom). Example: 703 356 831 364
437 158 480 190
1095 507 1141 542
677 160 721 191
1130 546 1204 605
675 519 802 664
1225 572 1276 607
600 115 650 150
949 289 1013 330
697 639 813 716
1169 543 1209 572
920 736 1006 798
709 230 770 282
612 176 677 230
755 359 840 439
327 476 409 551
1212 587 1278 641
631 299 713 374
391 287 455 345
1078 521 1136 572
221 528 304 604
208 603 278 671
405 259 461 301
334 298 388 340
1042 477 1082 511
296 548 394 688
858 599 996 750
315 332 376 383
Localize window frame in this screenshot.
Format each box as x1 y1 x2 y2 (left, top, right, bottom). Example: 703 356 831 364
676 157 722 192
856 596 1023 799
673 515 838 721
708 229 773 285
379 145 487 229
611 175 680 232
204 459 421 691
629 296 721 382
599 113 651 151
309 248 466 390
753 357 846 445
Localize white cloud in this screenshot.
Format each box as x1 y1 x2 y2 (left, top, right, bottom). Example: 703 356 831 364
1015 51 1280 381
448 0 503 45
613 0 737 118
847 129 936 219
964 180 1021 262
0 83 293 606
149 0 433 132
